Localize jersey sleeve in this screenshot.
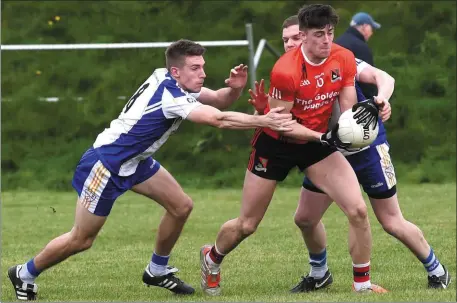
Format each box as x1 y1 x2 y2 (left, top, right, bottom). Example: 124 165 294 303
355 58 370 81
162 81 203 119
268 64 295 102
342 51 357 87
189 92 201 100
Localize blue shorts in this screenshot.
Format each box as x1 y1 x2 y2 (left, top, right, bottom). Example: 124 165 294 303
71 148 161 216
302 143 397 199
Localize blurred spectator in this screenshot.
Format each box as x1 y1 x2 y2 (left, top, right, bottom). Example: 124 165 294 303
335 12 381 98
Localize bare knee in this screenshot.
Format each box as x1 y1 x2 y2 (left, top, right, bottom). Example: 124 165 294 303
380 216 419 239
74 237 95 252
169 194 194 219
68 229 96 253
294 212 319 230
380 218 401 237
345 203 368 227
238 218 259 237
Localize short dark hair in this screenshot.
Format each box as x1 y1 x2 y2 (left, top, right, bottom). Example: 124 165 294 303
165 39 206 70
282 15 299 29
297 4 339 31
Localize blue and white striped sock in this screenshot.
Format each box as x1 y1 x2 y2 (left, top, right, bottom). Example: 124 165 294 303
421 248 445 277
308 248 328 279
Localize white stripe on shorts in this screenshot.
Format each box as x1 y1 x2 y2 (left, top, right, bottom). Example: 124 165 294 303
79 160 111 213
376 143 396 190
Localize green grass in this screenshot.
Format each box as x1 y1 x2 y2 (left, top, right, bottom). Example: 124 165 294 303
1 183 456 302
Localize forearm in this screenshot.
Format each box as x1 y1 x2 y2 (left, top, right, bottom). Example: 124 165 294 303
375 71 395 100
338 85 358 112
214 87 243 110
339 97 357 112
217 111 263 129
280 122 322 141
253 109 265 116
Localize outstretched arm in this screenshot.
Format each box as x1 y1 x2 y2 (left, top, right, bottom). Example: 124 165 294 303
186 104 293 131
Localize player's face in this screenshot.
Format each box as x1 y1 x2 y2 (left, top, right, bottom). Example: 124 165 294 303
172 56 206 93
282 24 301 52
301 24 334 60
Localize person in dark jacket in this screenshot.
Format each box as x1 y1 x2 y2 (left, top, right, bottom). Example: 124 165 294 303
335 12 381 98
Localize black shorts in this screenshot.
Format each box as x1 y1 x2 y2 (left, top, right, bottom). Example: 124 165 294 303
247 129 337 182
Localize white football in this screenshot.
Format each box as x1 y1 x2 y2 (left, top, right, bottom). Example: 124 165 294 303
337 108 379 148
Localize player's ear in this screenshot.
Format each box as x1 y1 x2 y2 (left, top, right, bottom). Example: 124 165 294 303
170 66 179 78
299 30 306 43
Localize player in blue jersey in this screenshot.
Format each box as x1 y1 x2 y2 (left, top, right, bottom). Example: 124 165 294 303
248 15 451 292
7 39 294 301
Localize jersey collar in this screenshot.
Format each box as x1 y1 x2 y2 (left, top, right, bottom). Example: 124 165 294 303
301 44 328 66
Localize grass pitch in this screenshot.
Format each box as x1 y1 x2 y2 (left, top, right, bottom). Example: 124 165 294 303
1 183 456 302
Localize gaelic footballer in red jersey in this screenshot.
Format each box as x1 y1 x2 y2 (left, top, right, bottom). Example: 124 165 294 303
199 4 386 295
276 15 450 293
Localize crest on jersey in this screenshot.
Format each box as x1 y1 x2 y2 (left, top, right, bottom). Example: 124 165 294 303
331 69 341 82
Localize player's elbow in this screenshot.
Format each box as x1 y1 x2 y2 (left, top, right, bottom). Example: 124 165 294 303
209 113 226 129
189 105 225 128
206 118 224 129
377 70 395 86
215 121 226 129
389 74 395 87
213 112 237 129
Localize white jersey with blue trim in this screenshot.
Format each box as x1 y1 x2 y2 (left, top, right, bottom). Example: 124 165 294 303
354 58 369 81
93 68 203 176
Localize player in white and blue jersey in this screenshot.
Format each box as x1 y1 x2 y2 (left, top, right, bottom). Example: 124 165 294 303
248 15 450 293
7 39 294 301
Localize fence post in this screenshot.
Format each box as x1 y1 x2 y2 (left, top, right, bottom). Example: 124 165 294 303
245 23 256 91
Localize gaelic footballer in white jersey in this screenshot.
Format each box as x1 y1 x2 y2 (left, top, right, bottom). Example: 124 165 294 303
93 68 203 177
